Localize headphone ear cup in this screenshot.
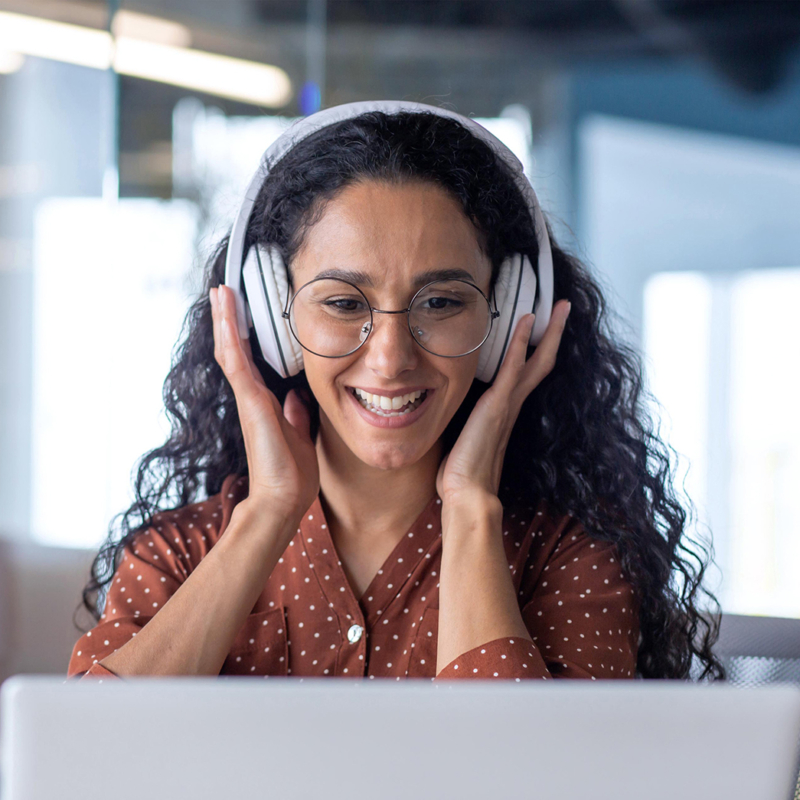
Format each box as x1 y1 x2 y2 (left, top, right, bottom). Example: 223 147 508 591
475 254 538 384
241 244 304 378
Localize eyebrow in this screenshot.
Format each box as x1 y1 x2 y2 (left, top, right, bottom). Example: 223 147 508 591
312 267 479 288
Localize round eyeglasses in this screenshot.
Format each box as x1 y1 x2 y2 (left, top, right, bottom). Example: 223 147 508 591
282 277 500 359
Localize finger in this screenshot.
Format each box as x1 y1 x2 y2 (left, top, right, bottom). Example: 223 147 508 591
517 300 571 395
220 286 270 389
510 312 537 368
283 388 312 442
216 285 269 402
435 452 449 500
491 312 537 396
210 288 224 368
212 287 283 435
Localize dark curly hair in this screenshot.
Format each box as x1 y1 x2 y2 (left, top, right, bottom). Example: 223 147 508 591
79 109 725 681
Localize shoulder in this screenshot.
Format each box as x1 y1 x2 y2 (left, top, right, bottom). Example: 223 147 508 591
128 474 250 571
502 495 599 549
502 495 620 575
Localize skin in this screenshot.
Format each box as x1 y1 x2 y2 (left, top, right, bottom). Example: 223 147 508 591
288 179 493 594
209 178 572 666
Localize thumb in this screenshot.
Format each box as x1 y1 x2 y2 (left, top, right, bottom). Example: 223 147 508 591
435 452 449 500
283 388 312 442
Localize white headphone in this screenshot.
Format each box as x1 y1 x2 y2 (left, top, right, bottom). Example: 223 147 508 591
224 100 554 384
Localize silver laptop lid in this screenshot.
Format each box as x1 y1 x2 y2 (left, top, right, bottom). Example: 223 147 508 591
3 676 800 800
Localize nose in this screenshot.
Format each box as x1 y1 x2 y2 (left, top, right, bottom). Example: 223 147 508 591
360 311 420 378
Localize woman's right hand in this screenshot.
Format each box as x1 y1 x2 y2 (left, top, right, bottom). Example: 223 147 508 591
210 285 320 534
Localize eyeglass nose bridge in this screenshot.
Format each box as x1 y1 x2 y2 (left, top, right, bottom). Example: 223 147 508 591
357 305 501 349
281 279 501 358
358 307 414 344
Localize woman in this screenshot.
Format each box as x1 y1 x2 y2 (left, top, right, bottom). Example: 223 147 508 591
69 102 724 681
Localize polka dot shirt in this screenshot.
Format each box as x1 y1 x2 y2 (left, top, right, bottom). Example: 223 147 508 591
68 474 640 682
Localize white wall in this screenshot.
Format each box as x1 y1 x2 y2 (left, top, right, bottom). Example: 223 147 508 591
580 115 800 615
580 115 800 345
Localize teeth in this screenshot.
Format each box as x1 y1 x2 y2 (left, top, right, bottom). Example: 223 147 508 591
354 388 424 411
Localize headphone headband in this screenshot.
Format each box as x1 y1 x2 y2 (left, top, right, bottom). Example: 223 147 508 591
224 100 553 344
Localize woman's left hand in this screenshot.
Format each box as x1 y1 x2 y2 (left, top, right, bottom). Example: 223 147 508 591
436 299 572 505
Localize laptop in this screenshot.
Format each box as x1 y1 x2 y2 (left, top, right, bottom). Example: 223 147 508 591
2 676 800 800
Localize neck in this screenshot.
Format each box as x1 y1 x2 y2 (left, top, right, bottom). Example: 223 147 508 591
315 414 442 542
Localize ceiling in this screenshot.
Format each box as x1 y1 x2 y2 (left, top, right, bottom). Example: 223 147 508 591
141 0 800 95
8 0 800 97
7 0 798 195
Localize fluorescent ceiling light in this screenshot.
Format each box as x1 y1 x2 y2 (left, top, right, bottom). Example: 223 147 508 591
0 11 111 69
114 38 291 107
0 50 25 74
0 10 292 107
112 10 191 48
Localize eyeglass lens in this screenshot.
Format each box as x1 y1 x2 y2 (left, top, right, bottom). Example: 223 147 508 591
288 278 492 358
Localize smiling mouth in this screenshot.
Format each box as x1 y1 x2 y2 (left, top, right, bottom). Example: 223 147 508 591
349 387 429 417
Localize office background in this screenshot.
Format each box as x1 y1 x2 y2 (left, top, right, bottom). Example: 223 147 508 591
1 0 799 681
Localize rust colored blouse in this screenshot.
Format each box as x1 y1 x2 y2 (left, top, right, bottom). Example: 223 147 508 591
68 474 640 681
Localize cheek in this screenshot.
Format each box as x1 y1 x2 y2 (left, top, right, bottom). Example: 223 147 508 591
301 355 355 409
437 355 480 420
449 353 480 394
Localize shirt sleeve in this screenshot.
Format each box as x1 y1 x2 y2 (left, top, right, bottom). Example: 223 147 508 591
66 518 190 680
434 515 640 681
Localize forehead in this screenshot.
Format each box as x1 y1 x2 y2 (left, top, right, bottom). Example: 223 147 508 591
290 179 492 290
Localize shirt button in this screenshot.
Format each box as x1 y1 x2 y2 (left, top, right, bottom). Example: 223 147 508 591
347 624 364 644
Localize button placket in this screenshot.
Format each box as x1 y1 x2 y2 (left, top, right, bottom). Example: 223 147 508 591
299 496 368 676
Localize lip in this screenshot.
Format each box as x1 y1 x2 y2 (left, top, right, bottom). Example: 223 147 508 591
346 386 435 429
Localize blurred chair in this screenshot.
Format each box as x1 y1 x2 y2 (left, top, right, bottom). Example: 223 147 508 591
713 613 800 800
0 537 96 684
715 613 800 685
0 537 96 773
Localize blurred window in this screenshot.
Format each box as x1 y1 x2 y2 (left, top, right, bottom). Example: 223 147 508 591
644 267 800 618
31 198 198 548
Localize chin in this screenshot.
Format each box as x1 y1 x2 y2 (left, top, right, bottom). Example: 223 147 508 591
355 439 427 471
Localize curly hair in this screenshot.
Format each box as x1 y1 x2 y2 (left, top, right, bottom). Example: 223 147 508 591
79 109 725 680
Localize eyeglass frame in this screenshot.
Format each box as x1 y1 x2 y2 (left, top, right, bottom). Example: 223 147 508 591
281 276 501 359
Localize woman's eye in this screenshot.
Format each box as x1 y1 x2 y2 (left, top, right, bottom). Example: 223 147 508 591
325 298 364 312
424 297 462 310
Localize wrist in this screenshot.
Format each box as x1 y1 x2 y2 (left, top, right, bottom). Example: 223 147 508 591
441 491 503 542
225 497 300 554
237 490 305 529
441 488 502 517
